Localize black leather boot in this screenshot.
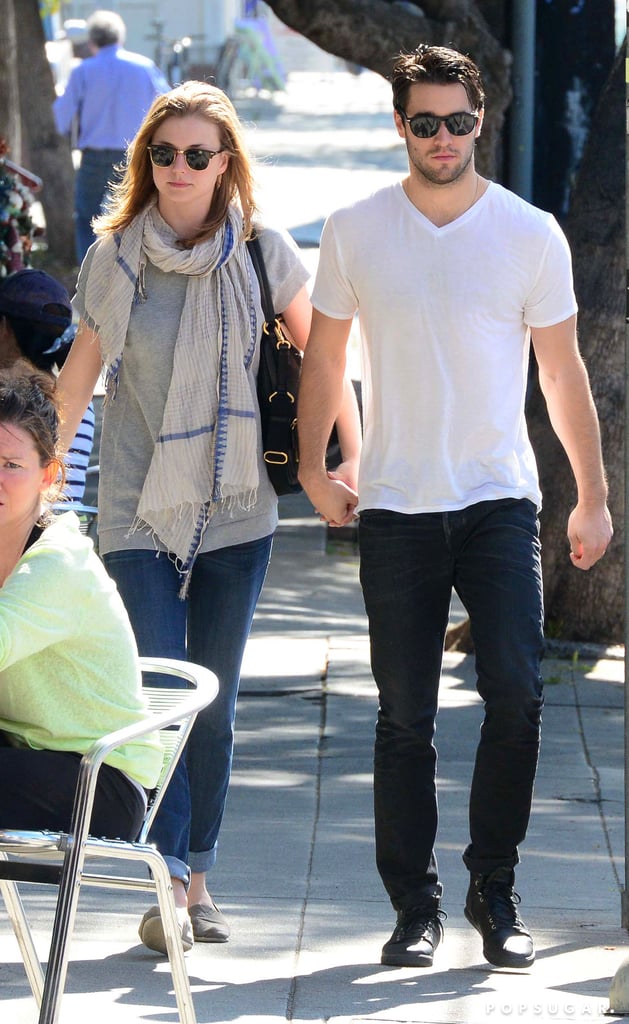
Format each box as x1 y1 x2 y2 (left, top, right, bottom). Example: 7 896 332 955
381 903 446 967
464 866 534 968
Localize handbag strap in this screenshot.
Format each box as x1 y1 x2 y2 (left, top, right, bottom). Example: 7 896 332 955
247 234 276 324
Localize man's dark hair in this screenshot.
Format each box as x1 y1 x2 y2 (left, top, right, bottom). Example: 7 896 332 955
390 45 485 115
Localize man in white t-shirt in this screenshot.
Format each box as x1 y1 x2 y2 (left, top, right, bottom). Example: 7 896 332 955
296 45 612 971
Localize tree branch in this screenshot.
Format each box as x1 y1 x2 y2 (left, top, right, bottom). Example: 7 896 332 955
264 0 511 177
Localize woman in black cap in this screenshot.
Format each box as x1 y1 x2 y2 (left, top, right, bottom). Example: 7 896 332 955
0 268 95 504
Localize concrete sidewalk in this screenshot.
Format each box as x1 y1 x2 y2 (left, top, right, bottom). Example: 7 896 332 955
0 499 626 1023
239 67 408 254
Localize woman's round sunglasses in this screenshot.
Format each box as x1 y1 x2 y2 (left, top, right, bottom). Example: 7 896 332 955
148 144 223 171
396 108 479 139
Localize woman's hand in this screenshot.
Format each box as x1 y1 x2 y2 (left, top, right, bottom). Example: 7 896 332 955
301 468 358 528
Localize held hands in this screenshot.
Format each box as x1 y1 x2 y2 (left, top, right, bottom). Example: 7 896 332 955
300 461 359 528
567 501 613 570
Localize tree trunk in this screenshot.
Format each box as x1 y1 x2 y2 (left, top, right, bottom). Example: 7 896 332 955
263 0 512 179
0 0 20 159
533 0 616 220
526 44 625 643
17 0 76 268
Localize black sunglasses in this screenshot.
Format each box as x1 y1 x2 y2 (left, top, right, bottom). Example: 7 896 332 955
147 144 223 171
396 108 479 139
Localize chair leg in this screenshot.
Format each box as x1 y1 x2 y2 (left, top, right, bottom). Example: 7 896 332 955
0 875 45 1006
0 856 197 1024
37 836 89 1024
145 849 197 1024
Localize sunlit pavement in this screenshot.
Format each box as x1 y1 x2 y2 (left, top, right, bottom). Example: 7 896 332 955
239 68 407 250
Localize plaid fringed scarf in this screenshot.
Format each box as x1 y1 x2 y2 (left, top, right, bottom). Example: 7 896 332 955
84 202 259 594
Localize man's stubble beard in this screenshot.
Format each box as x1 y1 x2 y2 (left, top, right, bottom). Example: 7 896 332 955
408 142 476 187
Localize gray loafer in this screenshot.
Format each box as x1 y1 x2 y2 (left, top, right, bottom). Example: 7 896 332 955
138 904 194 955
189 900 230 942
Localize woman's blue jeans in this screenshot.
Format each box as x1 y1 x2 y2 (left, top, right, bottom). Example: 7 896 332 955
103 534 273 884
358 499 545 912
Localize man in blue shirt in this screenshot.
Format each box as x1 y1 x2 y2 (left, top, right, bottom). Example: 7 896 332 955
53 10 169 263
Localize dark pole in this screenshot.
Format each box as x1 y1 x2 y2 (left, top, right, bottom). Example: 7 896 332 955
623 71 629 927
508 0 536 201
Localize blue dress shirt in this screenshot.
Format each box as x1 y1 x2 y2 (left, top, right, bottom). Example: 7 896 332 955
53 44 170 151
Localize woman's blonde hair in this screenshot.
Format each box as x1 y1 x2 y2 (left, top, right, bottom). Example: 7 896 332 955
94 81 259 246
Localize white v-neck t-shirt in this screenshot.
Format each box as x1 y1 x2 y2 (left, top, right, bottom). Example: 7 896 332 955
311 180 577 514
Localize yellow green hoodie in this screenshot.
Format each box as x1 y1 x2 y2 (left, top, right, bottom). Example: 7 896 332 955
0 512 162 789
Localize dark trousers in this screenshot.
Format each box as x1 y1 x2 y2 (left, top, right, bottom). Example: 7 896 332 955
0 741 146 841
75 148 125 263
358 499 545 912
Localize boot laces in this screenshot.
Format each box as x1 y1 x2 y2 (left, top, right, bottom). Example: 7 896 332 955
483 877 523 930
396 906 447 940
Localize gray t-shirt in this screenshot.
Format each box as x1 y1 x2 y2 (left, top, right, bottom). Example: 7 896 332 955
74 224 309 557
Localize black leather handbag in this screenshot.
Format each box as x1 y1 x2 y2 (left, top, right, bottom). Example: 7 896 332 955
248 235 303 496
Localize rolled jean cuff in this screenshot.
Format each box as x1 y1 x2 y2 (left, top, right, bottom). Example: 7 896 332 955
188 843 218 875
163 855 191 886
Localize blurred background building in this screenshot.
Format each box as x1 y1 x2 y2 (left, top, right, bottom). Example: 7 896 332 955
42 1 297 91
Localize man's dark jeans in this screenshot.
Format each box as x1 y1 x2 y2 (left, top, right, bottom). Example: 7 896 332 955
358 499 545 912
75 148 125 263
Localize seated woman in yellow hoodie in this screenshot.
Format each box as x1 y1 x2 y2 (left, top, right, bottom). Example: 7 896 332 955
0 363 162 840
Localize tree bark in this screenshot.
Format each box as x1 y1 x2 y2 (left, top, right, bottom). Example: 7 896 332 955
263 0 511 178
534 0 616 220
17 0 76 268
0 0 21 159
526 44 625 643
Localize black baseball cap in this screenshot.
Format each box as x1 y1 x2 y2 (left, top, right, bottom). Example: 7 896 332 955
0 269 72 330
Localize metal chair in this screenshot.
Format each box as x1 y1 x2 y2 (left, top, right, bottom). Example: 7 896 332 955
0 657 219 1024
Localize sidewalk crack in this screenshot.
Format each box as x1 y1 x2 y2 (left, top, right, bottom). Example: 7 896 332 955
571 668 622 891
285 639 329 1022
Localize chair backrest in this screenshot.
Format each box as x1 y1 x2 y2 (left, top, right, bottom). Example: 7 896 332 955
136 657 218 844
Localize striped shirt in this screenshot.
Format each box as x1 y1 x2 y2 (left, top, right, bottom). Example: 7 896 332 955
64 402 95 504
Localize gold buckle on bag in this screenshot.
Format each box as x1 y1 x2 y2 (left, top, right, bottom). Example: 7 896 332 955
264 451 289 465
268 390 295 403
262 317 292 350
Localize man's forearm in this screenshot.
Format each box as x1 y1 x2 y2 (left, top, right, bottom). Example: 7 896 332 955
296 312 358 525
297 313 353 482
539 360 608 505
298 353 345 481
